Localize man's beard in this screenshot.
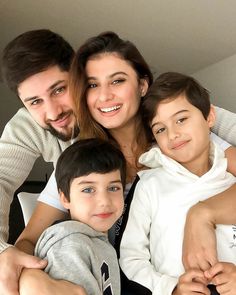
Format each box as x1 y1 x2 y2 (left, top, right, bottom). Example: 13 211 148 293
47 124 80 141
45 111 80 141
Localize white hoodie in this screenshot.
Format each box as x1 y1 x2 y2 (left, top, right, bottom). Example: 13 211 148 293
120 142 236 295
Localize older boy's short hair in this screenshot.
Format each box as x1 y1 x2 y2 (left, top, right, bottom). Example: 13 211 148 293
142 72 211 126
1 29 74 94
55 138 126 198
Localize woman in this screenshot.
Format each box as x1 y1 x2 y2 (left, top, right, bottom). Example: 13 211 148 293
17 32 236 294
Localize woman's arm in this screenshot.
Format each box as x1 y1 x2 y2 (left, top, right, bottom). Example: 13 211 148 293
182 183 236 271
15 202 67 254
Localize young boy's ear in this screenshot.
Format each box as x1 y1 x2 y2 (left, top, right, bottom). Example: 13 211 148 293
207 104 216 128
59 190 71 210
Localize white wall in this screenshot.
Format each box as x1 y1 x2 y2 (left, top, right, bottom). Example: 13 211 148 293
192 53 236 113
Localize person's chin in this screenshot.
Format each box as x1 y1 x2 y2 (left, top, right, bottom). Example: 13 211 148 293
47 124 80 141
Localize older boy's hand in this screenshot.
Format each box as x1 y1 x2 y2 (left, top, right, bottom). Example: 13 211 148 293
205 262 236 295
172 269 210 295
182 202 218 271
0 246 47 295
19 268 87 295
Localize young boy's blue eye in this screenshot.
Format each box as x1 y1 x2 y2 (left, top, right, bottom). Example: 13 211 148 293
82 187 94 193
108 186 120 192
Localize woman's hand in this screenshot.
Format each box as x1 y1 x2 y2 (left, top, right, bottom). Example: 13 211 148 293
182 202 218 271
19 268 87 295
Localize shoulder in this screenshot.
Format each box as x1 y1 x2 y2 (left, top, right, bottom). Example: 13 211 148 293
2 108 50 141
138 167 163 183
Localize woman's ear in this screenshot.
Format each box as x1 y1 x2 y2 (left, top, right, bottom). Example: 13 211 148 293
59 190 71 210
207 104 216 128
139 78 149 97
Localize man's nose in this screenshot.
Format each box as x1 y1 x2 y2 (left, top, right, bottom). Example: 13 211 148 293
45 99 63 121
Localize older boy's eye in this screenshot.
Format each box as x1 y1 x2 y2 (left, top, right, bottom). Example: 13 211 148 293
82 187 94 193
155 127 165 134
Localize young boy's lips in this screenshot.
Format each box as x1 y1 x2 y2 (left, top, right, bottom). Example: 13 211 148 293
95 213 113 219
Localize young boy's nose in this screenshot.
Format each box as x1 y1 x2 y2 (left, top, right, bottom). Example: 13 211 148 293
98 193 112 207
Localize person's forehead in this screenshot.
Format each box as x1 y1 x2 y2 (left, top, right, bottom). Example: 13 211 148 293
18 65 69 97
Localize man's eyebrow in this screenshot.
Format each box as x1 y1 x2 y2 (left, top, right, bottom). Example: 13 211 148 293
47 80 66 91
23 80 66 103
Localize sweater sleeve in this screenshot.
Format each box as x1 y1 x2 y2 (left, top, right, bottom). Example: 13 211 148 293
119 181 178 295
36 237 102 295
212 106 236 146
0 108 61 252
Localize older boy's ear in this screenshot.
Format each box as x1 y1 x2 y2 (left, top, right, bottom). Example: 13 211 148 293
139 78 149 97
59 190 70 210
207 104 216 128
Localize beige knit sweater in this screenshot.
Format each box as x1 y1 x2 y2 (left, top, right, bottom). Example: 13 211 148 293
0 106 235 253
0 108 70 252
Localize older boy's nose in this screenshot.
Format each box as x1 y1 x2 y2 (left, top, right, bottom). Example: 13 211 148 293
168 127 180 140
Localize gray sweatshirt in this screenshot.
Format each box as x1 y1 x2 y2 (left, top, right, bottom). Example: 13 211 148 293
35 220 120 295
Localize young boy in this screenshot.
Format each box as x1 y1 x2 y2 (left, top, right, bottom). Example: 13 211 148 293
34 138 126 295
119 72 236 295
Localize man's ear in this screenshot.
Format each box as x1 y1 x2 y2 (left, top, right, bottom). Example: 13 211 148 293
139 78 149 97
59 190 70 210
207 104 216 128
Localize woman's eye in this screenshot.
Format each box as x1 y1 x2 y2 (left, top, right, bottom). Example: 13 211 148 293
87 83 97 89
82 187 94 193
112 79 125 85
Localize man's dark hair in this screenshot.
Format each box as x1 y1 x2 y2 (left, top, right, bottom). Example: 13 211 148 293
55 138 126 198
142 71 211 127
1 29 74 94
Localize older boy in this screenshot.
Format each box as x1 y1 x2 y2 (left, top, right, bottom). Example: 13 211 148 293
120 72 236 295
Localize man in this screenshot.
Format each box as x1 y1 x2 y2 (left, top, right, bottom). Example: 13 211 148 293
0 29 81 295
